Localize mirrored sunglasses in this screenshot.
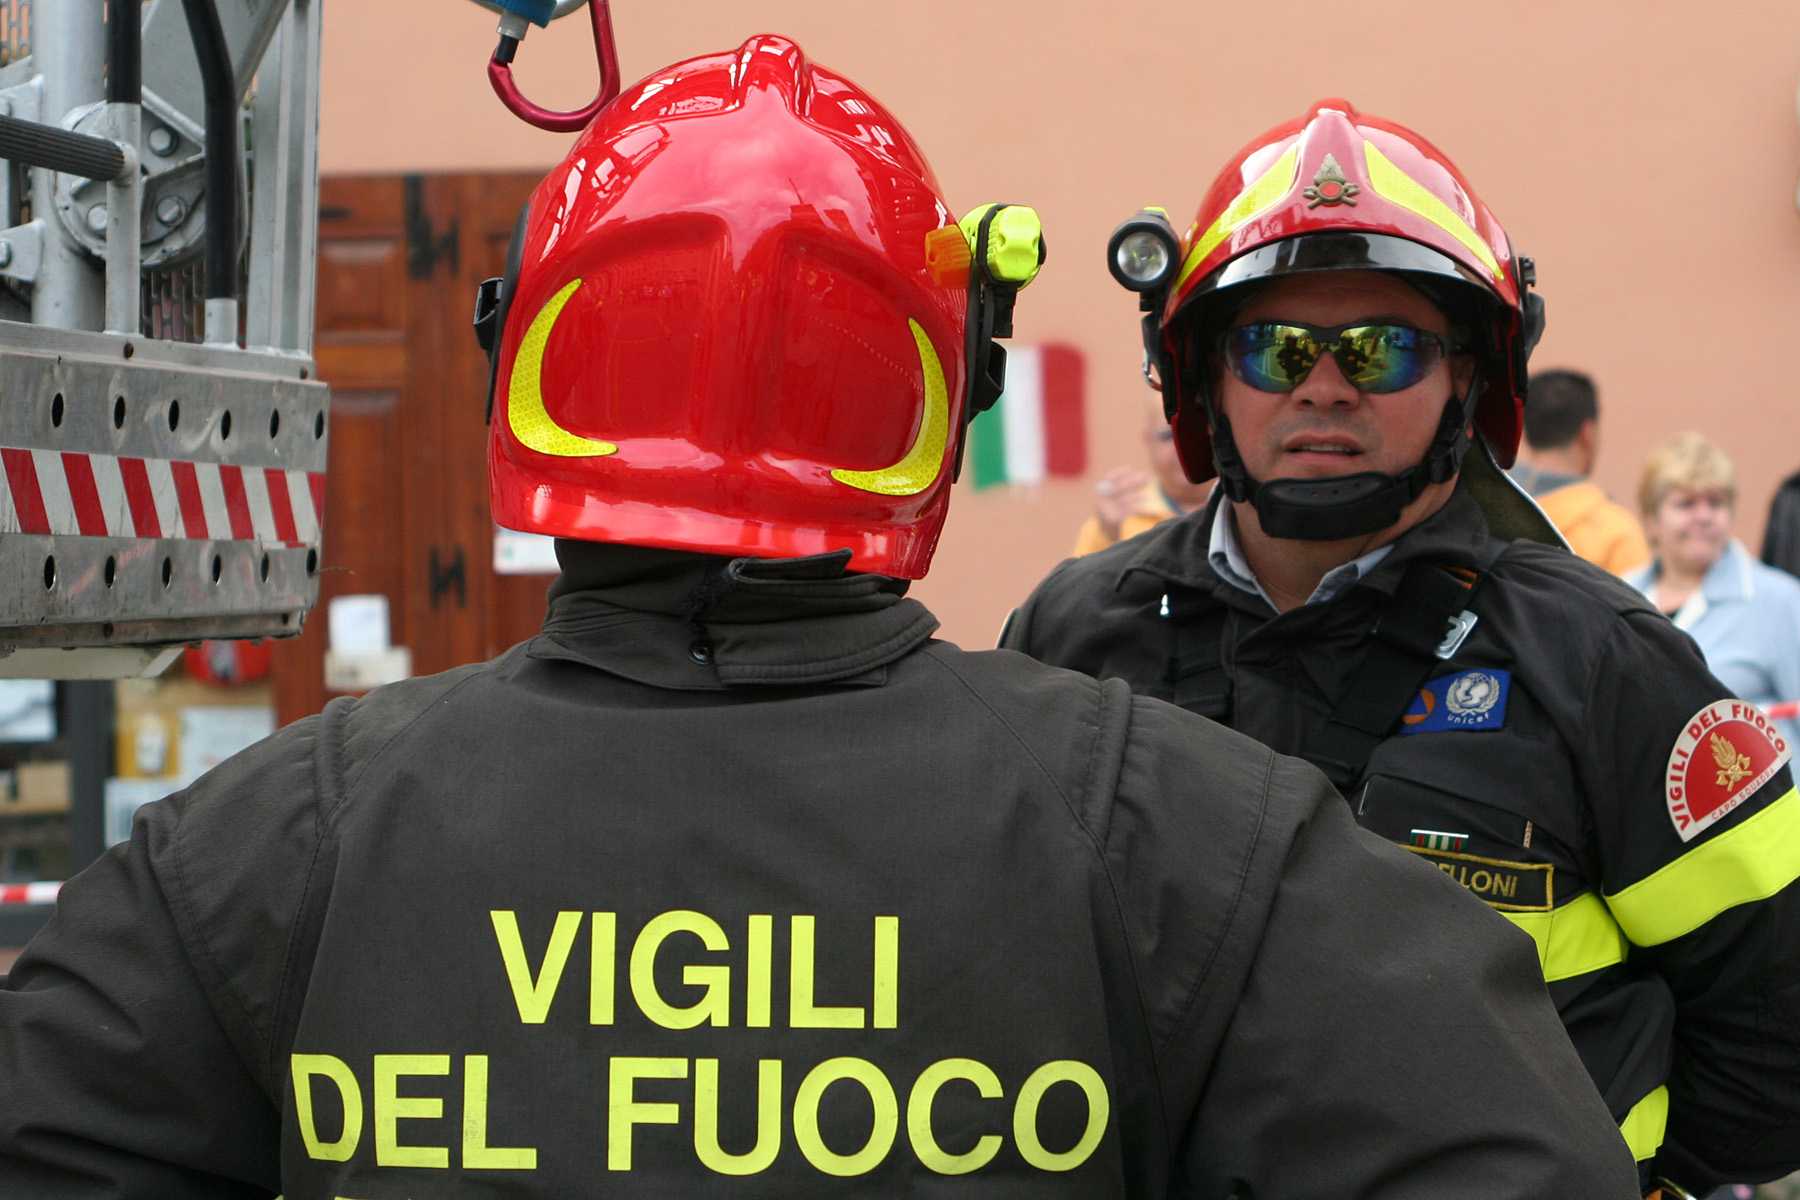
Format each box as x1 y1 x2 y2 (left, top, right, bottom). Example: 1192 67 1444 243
1223 321 1455 394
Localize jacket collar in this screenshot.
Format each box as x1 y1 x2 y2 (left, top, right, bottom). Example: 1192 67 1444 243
1117 479 1496 603
532 543 939 691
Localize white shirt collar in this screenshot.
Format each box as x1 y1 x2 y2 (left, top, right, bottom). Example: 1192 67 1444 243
1207 501 1396 609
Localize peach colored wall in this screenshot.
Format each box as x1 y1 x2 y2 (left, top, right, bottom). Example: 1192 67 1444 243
322 1 1800 647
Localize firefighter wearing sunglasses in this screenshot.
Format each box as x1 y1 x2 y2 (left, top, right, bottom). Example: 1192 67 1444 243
1003 98 1800 1198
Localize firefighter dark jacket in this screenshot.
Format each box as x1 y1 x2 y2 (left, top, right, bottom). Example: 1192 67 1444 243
1002 482 1800 1193
0 544 1637 1198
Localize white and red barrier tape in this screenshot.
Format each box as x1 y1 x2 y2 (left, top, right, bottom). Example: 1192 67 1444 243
0 882 60 905
0 447 323 546
1766 702 1800 721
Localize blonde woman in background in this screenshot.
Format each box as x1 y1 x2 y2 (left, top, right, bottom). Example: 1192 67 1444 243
1627 433 1800 747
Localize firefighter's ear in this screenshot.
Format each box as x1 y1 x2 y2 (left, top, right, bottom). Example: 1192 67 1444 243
1451 351 1478 397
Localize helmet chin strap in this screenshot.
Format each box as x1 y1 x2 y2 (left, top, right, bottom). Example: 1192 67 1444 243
1209 366 1483 542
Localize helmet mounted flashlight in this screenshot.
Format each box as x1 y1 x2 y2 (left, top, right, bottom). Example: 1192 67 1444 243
1109 207 1180 395
1107 208 1179 294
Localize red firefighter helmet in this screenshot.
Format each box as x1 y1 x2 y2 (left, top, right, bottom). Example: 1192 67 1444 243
1154 99 1542 489
486 35 977 579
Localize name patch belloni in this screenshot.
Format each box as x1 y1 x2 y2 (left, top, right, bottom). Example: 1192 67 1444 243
1666 700 1791 842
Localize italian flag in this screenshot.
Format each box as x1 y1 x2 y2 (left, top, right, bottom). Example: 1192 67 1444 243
967 343 1087 490
1410 829 1469 852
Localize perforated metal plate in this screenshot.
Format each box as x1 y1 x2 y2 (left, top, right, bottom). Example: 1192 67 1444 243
0 321 327 665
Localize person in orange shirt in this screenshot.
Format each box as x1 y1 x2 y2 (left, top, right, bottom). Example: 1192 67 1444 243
1509 369 1650 575
1072 397 1215 555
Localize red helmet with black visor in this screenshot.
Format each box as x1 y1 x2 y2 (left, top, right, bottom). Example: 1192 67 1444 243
1115 99 1545 541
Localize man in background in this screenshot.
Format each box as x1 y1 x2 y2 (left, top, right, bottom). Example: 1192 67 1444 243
1073 397 1214 555
1511 369 1649 574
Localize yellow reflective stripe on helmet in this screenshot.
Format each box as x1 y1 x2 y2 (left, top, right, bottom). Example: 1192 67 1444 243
1174 145 1301 294
508 279 619 458
1620 1085 1669 1162
1500 892 1629 983
1361 140 1503 280
830 319 948 497
1606 786 1800 947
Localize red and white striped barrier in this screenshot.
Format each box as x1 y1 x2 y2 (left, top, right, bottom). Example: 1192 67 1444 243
0 882 61 905
1766 702 1800 721
0 447 323 547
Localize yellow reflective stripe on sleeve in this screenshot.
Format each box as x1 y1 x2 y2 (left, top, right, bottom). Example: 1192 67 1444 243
1174 145 1301 294
1499 892 1629 983
1360 140 1503 280
1606 786 1800 947
1619 1085 1669 1162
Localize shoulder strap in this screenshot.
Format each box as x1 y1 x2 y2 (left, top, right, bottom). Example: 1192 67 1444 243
1303 544 1508 791
1162 592 1233 722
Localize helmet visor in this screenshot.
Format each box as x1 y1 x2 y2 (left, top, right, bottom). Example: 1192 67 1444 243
1197 231 1492 303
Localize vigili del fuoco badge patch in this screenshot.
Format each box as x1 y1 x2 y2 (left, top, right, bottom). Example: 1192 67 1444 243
1666 700 1792 843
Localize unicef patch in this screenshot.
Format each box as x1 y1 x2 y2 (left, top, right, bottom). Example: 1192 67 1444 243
1398 669 1511 735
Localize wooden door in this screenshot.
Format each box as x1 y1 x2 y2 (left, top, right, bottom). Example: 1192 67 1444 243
272 172 553 727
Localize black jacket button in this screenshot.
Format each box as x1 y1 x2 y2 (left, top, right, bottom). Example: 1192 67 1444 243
689 641 713 665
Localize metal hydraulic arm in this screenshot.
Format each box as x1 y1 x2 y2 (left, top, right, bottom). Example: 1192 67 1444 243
0 0 325 679
0 0 604 679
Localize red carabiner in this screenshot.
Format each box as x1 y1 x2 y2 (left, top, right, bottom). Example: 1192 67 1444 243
488 0 620 133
